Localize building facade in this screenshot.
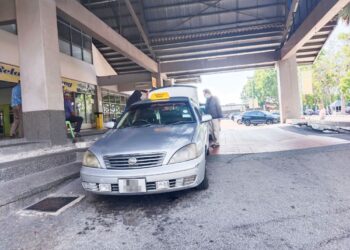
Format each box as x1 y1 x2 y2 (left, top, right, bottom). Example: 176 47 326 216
0 16 127 139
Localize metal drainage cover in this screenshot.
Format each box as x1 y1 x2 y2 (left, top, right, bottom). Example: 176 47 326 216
24 196 83 215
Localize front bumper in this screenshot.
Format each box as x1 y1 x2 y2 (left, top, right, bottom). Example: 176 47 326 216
80 153 206 195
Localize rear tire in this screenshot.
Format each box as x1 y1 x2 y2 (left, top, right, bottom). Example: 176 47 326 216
196 169 209 190
237 119 242 125
266 119 272 125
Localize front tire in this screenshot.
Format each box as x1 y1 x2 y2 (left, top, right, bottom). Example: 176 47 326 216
245 120 251 126
266 119 272 125
196 169 209 190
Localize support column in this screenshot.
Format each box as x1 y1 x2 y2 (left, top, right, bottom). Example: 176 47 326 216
16 0 66 144
164 78 174 87
152 73 163 88
276 54 302 123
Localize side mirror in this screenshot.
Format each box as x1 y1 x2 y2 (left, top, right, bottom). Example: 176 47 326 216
202 114 212 123
104 121 115 129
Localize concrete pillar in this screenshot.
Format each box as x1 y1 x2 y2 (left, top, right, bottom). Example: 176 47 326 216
152 73 163 88
164 78 174 87
96 86 103 113
16 0 66 144
276 54 302 123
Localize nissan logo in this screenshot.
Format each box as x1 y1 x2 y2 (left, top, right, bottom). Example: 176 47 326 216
128 157 138 165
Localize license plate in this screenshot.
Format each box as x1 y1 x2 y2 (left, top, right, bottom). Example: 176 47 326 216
118 179 146 193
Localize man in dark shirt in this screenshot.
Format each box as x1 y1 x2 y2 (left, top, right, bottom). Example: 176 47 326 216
203 89 223 147
64 93 83 136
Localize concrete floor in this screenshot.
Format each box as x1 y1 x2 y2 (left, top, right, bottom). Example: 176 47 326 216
210 120 350 154
2 124 350 250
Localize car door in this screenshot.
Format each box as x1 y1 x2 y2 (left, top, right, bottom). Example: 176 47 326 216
192 103 209 152
256 111 266 124
250 111 261 124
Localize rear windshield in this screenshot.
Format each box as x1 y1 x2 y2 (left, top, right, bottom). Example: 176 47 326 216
117 102 195 128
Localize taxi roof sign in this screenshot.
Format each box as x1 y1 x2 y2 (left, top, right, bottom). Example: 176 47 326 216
150 92 170 101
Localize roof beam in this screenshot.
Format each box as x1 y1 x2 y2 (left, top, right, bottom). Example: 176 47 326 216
281 0 299 45
160 51 279 74
55 0 158 73
145 3 285 23
124 0 156 59
98 72 152 86
281 0 350 59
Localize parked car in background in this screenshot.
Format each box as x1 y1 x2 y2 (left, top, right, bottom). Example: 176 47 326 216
271 112 280 123
241 111 277 126
234 114 243 124
304 109 314 116
346 106 350 114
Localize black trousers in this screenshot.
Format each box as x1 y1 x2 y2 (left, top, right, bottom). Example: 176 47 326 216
67 116 83 132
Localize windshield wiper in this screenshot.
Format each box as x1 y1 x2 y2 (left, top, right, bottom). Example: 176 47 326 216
166 121 193 125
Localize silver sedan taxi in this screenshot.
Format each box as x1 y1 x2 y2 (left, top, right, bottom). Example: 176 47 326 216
81 91 211 195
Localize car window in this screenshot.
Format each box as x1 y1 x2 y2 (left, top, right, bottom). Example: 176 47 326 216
117 102 195 128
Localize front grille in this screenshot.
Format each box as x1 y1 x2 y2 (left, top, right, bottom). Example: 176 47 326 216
104 153 166 169
146 182 156 191
169 179 176 188
111 184 119 192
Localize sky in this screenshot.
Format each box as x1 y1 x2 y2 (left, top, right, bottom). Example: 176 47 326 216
193 70 254 105
190 21 349 106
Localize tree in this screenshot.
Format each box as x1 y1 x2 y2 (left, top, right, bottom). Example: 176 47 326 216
241 69 278 108
338 5 350 113
339 4 350 25
312 50 338 107
340 71 350 100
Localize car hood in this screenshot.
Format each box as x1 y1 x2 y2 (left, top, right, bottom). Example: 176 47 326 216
90 123 197 157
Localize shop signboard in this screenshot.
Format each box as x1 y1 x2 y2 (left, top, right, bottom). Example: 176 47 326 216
0 62 20 83
62 77 78 92
0 62 95 94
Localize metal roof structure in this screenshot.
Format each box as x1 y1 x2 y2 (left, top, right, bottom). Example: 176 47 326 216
81 0 338 84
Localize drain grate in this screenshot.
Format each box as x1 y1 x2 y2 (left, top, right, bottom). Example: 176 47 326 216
25 196 79 213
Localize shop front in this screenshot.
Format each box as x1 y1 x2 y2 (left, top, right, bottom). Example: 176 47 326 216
0 62 99 138
0 62 20 138
101 88 128 122
63 78 97 129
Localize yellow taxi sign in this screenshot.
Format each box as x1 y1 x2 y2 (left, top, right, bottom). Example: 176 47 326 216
150 92 170 100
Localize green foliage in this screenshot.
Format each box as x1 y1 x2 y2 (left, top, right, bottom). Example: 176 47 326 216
302 94 316 109
241 69 278 107
339 4 350 25
311 31 350 107
340 72 350 100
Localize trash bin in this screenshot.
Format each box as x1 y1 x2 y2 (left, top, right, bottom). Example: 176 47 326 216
95 112 103 129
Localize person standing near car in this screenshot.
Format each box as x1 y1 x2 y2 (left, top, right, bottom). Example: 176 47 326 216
203 89 223 148
125 90 148 111
10 80 23 138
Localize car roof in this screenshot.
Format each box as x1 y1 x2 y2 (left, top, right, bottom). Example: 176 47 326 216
131 96 191 106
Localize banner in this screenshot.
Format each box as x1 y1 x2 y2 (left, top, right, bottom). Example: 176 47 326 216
0 62 20 83
62 77 78 92
0 62 95 94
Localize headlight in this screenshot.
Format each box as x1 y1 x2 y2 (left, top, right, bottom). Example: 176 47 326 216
169 144 199 164
83 151 101 168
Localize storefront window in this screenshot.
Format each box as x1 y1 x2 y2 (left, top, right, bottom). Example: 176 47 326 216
101 89 128 122
83 34 92 64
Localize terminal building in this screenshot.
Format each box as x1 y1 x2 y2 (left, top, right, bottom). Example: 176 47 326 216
0 0 348 145
0 15 129 138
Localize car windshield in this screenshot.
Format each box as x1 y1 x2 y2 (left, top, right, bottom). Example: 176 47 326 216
117 102 195 129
